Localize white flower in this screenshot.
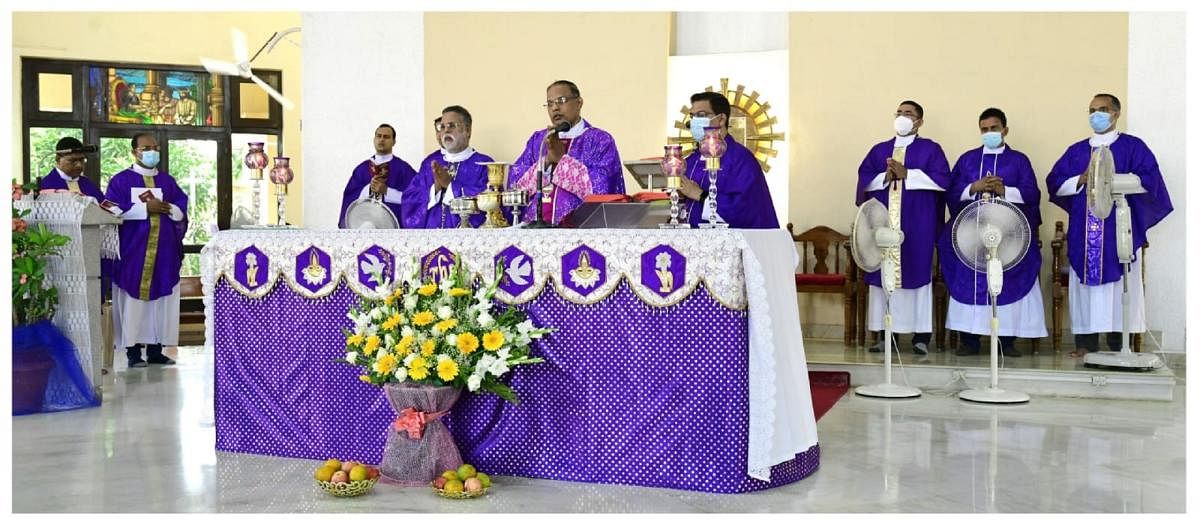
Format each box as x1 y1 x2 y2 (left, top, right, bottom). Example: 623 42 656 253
467 374 482 392
474 288 489 301
345 351 358 363
487 358 510 376
445 334 458 346
439 278 454 292
437 305 454 320
476 311 494 328
370 308 385 320
436 354 454 366
403 353 417 366
393 367 408 382
401 326 414 338
497 348 511 361
383 333 394 348
517 320 534 335
474 355 497 375
516 334 532 347
404 296 418 310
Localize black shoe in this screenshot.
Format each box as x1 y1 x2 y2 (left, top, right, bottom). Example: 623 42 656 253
127 345 147 368
145 344 176 365
1001 346 1022 358
913 342 929 355
868 341 883 353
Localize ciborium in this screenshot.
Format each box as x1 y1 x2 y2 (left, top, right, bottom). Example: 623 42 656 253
501 189 529 227
475 162 511 229
449 196 478 229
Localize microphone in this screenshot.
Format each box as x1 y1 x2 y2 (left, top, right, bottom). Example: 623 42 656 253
547 121 571 134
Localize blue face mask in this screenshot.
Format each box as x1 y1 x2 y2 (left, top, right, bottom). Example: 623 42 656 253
1089 112 1112 133
981 131 1003 149
139 150 160 168
690 117 711 142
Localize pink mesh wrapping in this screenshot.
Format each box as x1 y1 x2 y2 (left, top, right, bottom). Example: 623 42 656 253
379 382 463 486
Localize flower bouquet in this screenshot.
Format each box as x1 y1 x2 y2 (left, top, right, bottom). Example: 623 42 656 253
338 257 552 485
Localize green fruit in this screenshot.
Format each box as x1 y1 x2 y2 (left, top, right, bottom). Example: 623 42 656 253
443 479 464 494
441 469 459 481
323 459 342 470
349 465 368 482
456 463 477 480
476 472 491 488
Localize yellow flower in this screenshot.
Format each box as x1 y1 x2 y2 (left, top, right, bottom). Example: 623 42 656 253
384 288 404 305
421 340 436 356
358 375 372 383
418 283 438 296
437 358 459 381
394 335 415 355
449 288 470 297
482 330 505 351
412 311 435 326
362 335 381 356
456 332 480 355
408 357 430 380
346 333 365 346
434 318 459 333
373 353 400 375
381 313 405 331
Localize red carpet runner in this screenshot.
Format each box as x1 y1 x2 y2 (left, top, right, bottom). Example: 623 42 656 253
808 371 850 420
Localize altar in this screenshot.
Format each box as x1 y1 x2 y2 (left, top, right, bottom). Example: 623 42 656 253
202 228 819 493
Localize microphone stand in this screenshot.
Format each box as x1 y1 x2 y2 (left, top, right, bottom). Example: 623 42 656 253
524 129 556 229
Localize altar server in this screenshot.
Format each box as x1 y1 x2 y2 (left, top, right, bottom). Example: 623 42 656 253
37 137 104 202
855 100 950 355
401 106 493 228
510 80 624 225
938 108 1047 357
1046 93 1172 357
339 124 418 228
675 92 778 229
105 133 189 368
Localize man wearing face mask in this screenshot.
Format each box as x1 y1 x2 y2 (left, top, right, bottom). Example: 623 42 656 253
510 80 624 225
855 100 951 355
675 92 778 228
104 133 189 368
37 137 104 202
938 108 1046 357
401 106 494 228
338 124 418 228
1046 94 1173 358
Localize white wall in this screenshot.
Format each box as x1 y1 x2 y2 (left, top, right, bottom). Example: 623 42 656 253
301 12 425 229
673 12 787 55
1127 12 1186 352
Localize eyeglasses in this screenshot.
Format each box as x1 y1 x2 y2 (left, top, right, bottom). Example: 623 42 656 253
434 122 464 132
135 146 160 152
689 112 717 119
543 96 580 108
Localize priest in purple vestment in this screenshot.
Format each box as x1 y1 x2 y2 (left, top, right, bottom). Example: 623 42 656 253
675 92 778 229
339 124 417 228
401 106 493 229
37 137 105 202
938 108 1046 357
510 80 624 225
104 133 189 368
1046 94 1173 357
856 100 950 355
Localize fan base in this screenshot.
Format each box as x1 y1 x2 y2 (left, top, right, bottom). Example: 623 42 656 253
1082 351 1162 371
855 383 921 399
959 387 1030 404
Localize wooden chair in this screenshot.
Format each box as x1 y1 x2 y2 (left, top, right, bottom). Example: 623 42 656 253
786 224 859 345
1050 220 1143 353
179 276 206 345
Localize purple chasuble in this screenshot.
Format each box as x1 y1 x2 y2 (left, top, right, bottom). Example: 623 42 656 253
37 169 105 203
855 136 950 289
338 157 418 228
104 168 189 301
682 135 779 229
510 119 624 225
938 146 1042 305
400 150 493 229
1046 133 1173 286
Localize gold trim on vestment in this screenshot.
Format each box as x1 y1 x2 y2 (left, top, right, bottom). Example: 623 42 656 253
139 175 160 300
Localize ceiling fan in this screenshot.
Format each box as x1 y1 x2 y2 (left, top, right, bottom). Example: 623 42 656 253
200 28 295 110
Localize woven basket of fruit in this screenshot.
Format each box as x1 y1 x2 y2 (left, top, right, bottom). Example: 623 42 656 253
314 459 382 497
430 463 492 499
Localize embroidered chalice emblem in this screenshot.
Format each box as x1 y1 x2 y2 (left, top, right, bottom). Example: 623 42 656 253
569 251 601 289
302 248 327 286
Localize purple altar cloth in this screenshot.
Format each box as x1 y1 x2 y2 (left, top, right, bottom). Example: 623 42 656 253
213 279 818 493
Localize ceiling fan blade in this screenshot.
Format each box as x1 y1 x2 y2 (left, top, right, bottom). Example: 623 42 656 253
249 73 294 110
200 57 241 76
231 27 249 65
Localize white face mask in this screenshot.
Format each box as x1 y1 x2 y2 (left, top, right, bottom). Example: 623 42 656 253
893 115 914 136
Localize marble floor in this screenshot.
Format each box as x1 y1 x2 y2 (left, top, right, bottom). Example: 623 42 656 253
10 344 1187 513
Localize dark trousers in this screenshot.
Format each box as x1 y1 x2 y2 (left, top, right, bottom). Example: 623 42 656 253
960 333 1016 352
876 332 931 345
1075 333 1124 353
